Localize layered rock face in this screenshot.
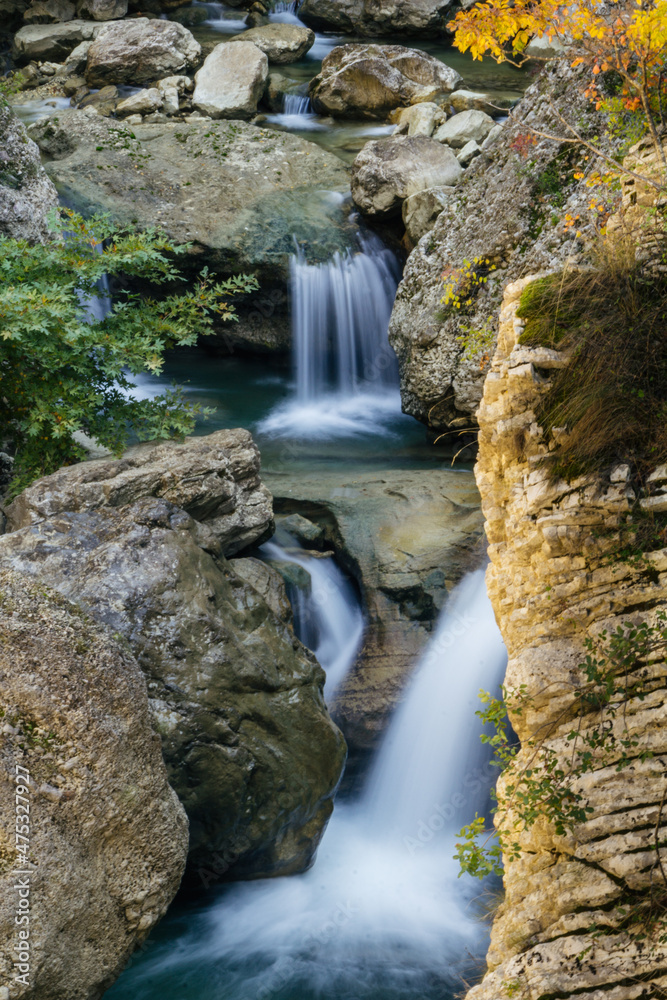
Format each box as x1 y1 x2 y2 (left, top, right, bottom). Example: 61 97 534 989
388 62 616 433
0 569 188 1000
466 278 667 1000
0 431 346 882
0 105 58 242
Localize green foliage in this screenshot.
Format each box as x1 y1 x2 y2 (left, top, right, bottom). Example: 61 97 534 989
455 319 496 370
0 72 25 106
0 209 258 497
515 254 667 481
456 614 667 879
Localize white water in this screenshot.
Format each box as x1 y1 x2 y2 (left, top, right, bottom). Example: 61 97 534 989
284 94 312 115
259 231 402 439
108 569 506 1000
261 539 364 697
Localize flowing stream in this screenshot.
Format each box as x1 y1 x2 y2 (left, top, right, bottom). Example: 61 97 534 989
106 569 506 1000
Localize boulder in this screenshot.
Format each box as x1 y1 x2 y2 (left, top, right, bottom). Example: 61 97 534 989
457 138 481 166
0 104 58 244
402 184 453 242
77 0 127 18
193 40 268 118
351 133 462 217
23 0 75 22
4 428 274 555
309 43 462 120
27 110 351 299
0 568 188 999
79 82 118 114
85 18 201 87
392 100 446 137
11 18 103 62
115 86 163 116
434 108 497 148
449 88 513 114
228 23 315 64
299 0 457 37
0 495 347 880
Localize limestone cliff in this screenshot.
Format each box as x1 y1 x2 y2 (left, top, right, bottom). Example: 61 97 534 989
466 277 667 999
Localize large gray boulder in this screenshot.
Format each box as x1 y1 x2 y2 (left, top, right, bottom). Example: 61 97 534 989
299 0 457 37
4 428 274 556
351 133 462 217
193 41 268 119
434 108 497 148
0 568 188 1000
228 23 315 64
27 110 351 292
0 104 58 243
85 18 201 86
11 18 103 62
0 486 347 880
309 43 461 120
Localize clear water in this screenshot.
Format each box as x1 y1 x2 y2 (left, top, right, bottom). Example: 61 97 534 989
105 570 506 1000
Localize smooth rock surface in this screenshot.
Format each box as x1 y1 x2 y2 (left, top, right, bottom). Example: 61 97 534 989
85 18 201 86
402 184 453 242
0 568 188 999
4 428 274 556
351 133 462 217
115 86 162 116
28 110 351 292
228 23 315 64
0 104 58 243
309 43 461 120
11 18 103 62
299 0 457 37
193 41 268 118
433 108 496 148
392 100 446 137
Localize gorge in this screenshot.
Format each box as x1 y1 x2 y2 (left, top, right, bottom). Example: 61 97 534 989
1 2 666 999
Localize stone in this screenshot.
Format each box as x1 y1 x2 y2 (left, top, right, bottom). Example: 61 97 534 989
392 100 445 137
11 18 103 62
387 61 621 433
23 0 75 22
79 82 118 114
63 36 92 72
464 275 667 1000
0 499 346 880
433 108 497 148
169 2 208 25
77 0 127 17
193 41 268 119
5 428 273 555
0 104 58 244
85 18 201 87
261 466 485 783
264 69 291 110
449 88 513 114
402 184 453 242
299 0 457 37
351 133 462 217
456 139 481 166
27 110 350 300
0 568 188 998
228 23 315 64
309 43 461 120
115 86 162 116
233 554 294 621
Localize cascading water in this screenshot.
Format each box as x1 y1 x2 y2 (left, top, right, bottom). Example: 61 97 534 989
261 539 364 697
260 230 403 438
104 568 507 1000
283 93 313 115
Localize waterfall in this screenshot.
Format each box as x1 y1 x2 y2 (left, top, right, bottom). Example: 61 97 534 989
261 539 364 697
104 569 507 1000
283 93 313 115
259 231 402 438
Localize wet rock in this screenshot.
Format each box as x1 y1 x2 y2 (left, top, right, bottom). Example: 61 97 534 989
233 555 294 622
0 568 188 999
28 110 351 292
433 108 497 148
262 467 485 781
24 0 75 22
229 22 315 64
4 428 274 556
193 40 268 119
309 43 461 120
0 498 346 880
0 104 58 243
299 0 457 38
85 18 201 87
351 133 462 217
79 82 118 114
